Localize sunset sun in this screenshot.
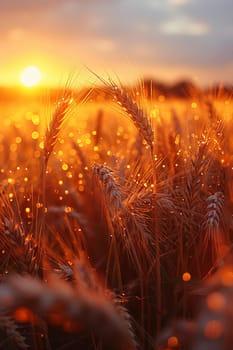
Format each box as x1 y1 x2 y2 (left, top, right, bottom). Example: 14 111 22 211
20 66 41 87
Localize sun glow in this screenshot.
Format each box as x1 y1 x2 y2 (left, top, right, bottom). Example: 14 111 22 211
20 66 41 87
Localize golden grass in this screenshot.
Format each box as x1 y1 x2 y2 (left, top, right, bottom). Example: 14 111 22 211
0 81 232 349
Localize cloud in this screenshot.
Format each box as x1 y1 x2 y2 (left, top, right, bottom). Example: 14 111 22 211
0 0 61 12
159 17 210 36
169 0 191 6
183 0 233 34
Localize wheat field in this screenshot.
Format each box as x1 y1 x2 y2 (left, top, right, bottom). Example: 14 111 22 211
0 80 232 349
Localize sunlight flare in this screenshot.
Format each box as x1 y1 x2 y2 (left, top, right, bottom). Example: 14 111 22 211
20 66 41 87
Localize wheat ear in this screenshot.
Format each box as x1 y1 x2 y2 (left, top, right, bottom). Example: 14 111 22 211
109 83 154 148
202 192 226 261
0 192 38 274
0 274 137 350
0 316 29 349
44 95 73 166
93 164 124 219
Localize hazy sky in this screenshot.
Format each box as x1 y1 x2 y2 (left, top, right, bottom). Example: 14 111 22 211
0 0 232 86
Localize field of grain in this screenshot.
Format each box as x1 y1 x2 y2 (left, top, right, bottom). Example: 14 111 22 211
0 81 232 349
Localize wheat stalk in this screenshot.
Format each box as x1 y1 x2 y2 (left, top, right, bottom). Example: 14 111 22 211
37 94 73 272
106 81 161 331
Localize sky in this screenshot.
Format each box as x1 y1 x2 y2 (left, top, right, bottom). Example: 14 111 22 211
0 0 232 87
